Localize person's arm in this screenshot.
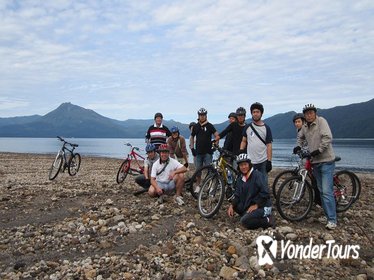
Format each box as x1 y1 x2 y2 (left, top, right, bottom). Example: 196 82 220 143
266 143 272 161
240 136 247 151
218 123 233 139
318 118 333 153
253 173 270 208
150 177 163 195
180 137 189 166
143 166 149 179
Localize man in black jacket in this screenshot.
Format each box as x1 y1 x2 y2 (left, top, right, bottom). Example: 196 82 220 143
227 153 274 229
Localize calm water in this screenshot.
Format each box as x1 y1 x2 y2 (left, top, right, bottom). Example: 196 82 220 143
0 137 373 172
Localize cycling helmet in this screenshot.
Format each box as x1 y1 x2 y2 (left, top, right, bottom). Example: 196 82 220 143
302 104 317 113
236 153 251 164
157 143 170 152
170 126 179 133
189 122 196 129
154 112 163 119
228 112 237 118
145 143 157 153
236 107 246 116
250 102 264 114
293 113 305 122
197 108 207 115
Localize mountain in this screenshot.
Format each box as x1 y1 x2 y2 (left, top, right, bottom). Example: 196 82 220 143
0 99 373 138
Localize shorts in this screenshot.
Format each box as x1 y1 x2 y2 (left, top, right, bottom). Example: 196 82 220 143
157 180 176 193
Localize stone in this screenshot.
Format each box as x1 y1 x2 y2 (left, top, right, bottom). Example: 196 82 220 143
219 265 237 280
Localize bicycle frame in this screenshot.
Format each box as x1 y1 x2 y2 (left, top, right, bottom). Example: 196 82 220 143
124 143 145 175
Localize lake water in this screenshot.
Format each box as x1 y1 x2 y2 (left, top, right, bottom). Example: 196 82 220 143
0 137 373 172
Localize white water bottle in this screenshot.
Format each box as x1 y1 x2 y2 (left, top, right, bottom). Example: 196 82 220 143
227 169 233 184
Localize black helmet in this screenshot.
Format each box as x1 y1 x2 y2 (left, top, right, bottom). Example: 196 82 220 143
197 108 207 115
154 112 163 119
302 104 317 113
236 153 251 164
293 113 305 122
250 102 264 114
228 112 237 118
236 107 246 116
189 122 196 129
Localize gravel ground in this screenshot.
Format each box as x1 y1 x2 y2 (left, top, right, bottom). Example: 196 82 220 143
0 152 373 280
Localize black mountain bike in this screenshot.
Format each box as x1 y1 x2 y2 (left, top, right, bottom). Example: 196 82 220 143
49 136 81 180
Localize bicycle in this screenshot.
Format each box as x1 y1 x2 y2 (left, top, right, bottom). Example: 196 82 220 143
49 136 81 180
272 150 361 202
116 143 145 184
276 150 359 221
195 143 238 218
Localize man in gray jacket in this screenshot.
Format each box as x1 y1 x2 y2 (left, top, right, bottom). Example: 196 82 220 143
294 104 337 230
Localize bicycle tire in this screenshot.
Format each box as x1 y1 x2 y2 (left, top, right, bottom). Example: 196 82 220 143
276 175 313 221
271 169 297 198
68 153 81 176
198 172 225 218
49 154 63 180
116 159 130 184
188 165 216 199
342 170 361 202
334 170 356 212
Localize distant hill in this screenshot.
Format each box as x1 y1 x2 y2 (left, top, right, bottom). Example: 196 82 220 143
0 99 373 138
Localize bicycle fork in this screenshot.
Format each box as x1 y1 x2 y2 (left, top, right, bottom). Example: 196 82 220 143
291 169 308 201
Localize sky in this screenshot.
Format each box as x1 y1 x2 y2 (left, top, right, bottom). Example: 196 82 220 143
0 0 373 123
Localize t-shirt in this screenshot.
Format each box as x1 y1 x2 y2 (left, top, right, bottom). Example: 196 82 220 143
191 122 217 155
219 122 246 155
151 157 183 183
144 154 159 177
145 124 171 148
242 122 272 164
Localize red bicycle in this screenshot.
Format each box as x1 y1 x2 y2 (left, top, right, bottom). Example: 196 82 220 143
116 143 145 184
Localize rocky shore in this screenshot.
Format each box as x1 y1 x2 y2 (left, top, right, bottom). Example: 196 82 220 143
0 152 373 279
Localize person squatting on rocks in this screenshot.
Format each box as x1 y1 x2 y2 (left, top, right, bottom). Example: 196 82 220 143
145 112 171 149
135 143 159 190
294 104 337 230
227 153 274 230
149 143 187 205
167 126 189 168
240 102 273 186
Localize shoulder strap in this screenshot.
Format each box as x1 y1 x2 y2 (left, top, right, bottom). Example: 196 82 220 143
249 123 266 145
156 159 170 176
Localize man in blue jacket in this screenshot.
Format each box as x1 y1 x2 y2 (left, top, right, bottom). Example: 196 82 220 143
227 153 274 229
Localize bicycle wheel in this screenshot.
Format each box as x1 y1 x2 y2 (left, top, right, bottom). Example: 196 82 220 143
198 172 225 218
334 170 356 212
276 176 313 221
49 154 63 180
68 153 81 176
188 165 216 199
271 169 297 198
116 160 130 184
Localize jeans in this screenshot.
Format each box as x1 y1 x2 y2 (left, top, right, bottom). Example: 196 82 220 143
239 207 272 230
195 153 213 169
313 161 337 223
253 161 268 186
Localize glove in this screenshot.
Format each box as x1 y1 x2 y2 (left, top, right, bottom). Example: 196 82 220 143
293 146 301 154
310 149 321 157
184 162 189 168
266 160 272 172
191 148 197 157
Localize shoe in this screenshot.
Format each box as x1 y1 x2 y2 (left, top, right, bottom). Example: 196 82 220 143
175 196 184 206
325 221 337 230
194 185 201 194
267 215 276 229
157 195 164 204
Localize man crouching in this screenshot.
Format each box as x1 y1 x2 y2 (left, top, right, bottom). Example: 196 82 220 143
228 153 275 229
149 143 187 205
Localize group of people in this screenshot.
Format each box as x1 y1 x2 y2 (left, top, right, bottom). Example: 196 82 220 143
135 102 337 231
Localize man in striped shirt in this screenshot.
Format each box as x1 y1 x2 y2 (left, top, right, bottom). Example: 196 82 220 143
145 112 171 149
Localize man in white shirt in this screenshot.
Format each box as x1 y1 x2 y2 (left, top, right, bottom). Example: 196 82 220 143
149 143 187 205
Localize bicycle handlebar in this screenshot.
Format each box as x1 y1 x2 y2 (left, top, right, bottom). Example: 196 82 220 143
211 142 236 159
56 136 79 148
125 142 141 152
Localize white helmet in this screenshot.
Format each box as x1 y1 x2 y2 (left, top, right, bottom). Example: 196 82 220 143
236 153 251 164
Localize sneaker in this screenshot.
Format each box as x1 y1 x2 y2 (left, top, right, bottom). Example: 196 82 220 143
175 196 184 206
157 195 164 204
194 185 201 194
325 221 337 230
267 215 276 229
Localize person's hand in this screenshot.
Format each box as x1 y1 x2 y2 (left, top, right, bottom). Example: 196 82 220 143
184 162 189 168
228 205 234 217
191 148 197 157
168 171 175 180
266 160 272 172
310 149 321 157
215 135 220 142
293 146 301 154
247 204 258 213
156 187 163 195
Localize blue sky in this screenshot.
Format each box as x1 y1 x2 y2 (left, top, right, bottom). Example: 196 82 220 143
0 0 373 123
